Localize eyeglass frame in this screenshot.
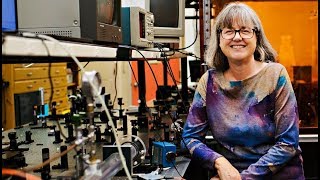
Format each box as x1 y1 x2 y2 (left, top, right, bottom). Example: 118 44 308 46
218 28 257 40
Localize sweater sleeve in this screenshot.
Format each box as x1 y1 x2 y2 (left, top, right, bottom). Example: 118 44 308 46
182 72 223 170
240 67 302 179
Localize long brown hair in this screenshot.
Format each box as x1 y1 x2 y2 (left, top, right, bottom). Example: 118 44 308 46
205 2 277 72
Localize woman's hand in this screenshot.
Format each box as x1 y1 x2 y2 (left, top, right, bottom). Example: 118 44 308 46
210 175 220 180
214 157 241 180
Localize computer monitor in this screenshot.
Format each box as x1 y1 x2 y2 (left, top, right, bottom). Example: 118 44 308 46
123 0 185 43
147 0 185 39
2 0 17 32
79 0 123 43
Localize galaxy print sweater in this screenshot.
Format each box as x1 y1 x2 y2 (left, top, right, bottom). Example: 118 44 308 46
182 62 305 179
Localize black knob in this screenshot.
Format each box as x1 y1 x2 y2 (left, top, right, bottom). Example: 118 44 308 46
60 145 68 169
8 132 17 140
82 128 89 137
15 153 28 167
100 110 108 122
95 126 102 142
53 130 63 144
42 148 50 171
117 98 123 105
25 131 34 144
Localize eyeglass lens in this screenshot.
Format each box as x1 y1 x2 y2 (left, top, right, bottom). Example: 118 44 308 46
221 28 254 39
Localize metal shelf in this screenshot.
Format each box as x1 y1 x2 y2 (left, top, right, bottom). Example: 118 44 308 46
2 35 174 63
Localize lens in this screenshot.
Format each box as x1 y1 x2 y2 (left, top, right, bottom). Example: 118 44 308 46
221 29 254 39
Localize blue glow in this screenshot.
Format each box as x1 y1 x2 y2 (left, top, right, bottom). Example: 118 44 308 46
2 0 17 32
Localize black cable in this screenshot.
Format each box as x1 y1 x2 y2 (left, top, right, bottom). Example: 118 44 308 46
127 46 192 178
113 62 118 106
48 62 53 108
150 7 199 62
131 44 202 61
152 44 191 151
128 61 139 88
170 76 181 84
162 56 182 83
131 49 180 134
171 161 183 177
162 50 176 57
166 59 190 108
171 9 199 51
39 36 67 139
77 62 90 72
133 46 189 138
154 43 190 112
146 8 202 72
40 39 54 110
141 58 185 178
127 61 156 126
83 62 90 68
152 127 164 141
2 33 5 45
127 60 157 119
177 50 201 61
162 55 195 84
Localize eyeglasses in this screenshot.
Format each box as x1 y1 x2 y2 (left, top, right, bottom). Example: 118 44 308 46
220 28 256 40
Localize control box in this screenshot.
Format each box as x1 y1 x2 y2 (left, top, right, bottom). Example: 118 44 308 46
121 6 154 48
16 0 81 37
152 141 176 167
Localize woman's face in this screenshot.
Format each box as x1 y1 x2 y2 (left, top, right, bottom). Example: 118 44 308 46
219 23 257 64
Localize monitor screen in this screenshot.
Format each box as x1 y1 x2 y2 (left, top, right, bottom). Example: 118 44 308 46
150 0 179 28
148 0 185 39
97 0 114 25
2 0 17 32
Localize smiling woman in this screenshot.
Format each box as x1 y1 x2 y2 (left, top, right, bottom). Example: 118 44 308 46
181 2 305 180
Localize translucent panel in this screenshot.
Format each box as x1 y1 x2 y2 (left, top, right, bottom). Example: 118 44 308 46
245 1 318 130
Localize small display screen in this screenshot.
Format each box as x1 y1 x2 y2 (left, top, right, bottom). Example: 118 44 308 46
139 12 145 38
97 0 114 25
2 0 17 32
150 0 179 28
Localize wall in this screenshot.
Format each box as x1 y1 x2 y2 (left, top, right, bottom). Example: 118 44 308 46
81 61 132 109
81 59 181 108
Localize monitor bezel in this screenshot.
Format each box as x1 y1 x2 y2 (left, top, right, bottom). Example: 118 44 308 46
145 0 185 38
